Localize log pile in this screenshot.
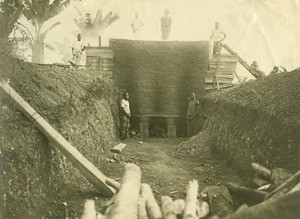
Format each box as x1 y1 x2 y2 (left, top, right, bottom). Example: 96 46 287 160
222 163 300 219
80 164 210 219
80 163 300 219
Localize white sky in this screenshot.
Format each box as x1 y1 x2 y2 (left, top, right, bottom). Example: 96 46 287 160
43 0 300 78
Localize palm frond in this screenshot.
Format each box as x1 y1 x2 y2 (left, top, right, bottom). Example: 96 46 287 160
14 22 35 45
108 13 119 26
44 42 55 51
46 0 71 21
40 21 60 38
94 9 103 24
22 0 36 21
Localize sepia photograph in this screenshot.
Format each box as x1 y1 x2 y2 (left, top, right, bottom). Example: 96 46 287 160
0 0 300 218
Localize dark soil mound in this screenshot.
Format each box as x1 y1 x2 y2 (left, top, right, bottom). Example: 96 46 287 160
0 54 119 218
179 69 300 178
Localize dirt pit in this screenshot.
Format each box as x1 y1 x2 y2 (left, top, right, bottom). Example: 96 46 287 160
1 53 299 218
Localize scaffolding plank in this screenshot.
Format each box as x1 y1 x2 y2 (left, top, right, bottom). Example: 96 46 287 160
111 143 127 153
205 83 234 91
0 81 115 198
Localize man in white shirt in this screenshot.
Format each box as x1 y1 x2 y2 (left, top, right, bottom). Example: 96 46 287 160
70 34 85 66
131 12 143 40
120 92 131 140
210 22 226 55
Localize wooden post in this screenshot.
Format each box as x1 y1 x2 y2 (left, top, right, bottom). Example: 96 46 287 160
140 117 149 138
166 117 177 138
0 81 115 198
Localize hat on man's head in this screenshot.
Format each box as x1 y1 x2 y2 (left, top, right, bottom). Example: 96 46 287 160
85 12 91 16
164 9 170 14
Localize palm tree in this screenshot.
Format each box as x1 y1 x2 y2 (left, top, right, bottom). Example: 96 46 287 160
73 9 119 39
0 0 24 52
21 0 71 63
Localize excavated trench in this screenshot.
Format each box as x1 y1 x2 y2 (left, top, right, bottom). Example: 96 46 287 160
0 54 299 218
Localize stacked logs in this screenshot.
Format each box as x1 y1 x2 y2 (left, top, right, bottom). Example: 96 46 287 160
81 163 300 219
81 163 209 219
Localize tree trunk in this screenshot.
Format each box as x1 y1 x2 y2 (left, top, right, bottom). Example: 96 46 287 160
32 35 45 63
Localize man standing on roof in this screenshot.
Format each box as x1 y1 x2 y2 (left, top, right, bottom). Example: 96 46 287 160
187 92 199 137
161 9 172 40
70 34 85 67
210 22 226 55
131 12 144 40
120 92 131 140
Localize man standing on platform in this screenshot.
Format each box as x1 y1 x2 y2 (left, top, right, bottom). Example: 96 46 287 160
120 92 131 140
187 92 199 137
70 34 85 67
210 22 226 55
131 12 144 40
161 9 172 40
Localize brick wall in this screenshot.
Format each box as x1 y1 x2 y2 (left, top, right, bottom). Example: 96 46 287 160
110 39 209 117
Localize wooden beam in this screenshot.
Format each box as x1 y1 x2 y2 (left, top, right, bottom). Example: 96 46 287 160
205 76 234 84
224 182 268 203
0 81 115 198
205 83 234 91
111 143 127 153
206 74 235 79
223 44 259 79
207 70 235 75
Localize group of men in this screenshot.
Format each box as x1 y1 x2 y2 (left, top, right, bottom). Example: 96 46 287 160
119 92 200 140
250 61 287 78
132 10 225 45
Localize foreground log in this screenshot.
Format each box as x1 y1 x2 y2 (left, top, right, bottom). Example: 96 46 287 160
109 164 142 219
253 177 270 187
183 179 199 219
141 183 162 219
267 170 300 199
202 186 234 217
138 196 149 219
197 200 210 218
251 162 271 180
161 196 177 219
223 191 300 219
224 182 268 204
271 168 292 187
81 199 97 219
287 183 300 194
105 178 121 191
173 199 185 215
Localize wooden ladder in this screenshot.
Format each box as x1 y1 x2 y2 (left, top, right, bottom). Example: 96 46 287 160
214 54 221 90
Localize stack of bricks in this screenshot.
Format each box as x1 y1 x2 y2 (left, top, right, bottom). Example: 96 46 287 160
110 39 209 137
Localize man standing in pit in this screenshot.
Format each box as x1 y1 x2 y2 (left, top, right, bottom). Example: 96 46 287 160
70 34 85 67
120 92 131 140
210 22 226 55
131 12 144 40
161 9 172 40
187 92 199 137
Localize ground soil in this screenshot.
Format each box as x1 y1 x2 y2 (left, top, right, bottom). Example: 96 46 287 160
1 52 299 218
183 69 300 178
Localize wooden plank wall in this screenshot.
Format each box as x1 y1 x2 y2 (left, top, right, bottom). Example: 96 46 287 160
205 54 239 91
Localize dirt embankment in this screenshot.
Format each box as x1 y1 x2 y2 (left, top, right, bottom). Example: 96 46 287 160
0 54 119 218
182 69 300 178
